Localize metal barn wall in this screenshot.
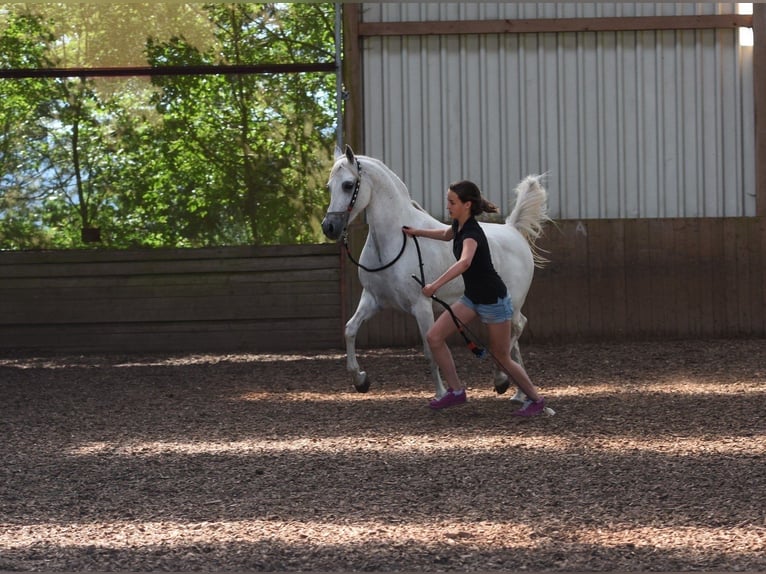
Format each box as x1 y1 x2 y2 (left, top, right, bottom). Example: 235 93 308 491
340 2 764 347
359 2 755 220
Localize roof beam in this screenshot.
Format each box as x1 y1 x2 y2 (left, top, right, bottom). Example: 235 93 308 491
0 62 336 80
358 14 752 37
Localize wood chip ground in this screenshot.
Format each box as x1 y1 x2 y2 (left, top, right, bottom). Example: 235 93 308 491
1 339 764 571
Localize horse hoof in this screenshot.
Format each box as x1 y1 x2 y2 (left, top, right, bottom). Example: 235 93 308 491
544 406 556 416
354 375 371 393
354 381 370 393
510 389 527 404
494 380 510 395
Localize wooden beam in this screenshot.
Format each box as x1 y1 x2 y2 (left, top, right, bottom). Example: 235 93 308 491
342 3 364 153
358 14 752 38
0 62 336 80
755 4 766 218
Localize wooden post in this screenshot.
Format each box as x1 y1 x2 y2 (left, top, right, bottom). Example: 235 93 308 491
755 4 766 217
342 4 364 153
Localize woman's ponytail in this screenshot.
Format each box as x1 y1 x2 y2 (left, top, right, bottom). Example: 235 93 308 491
449 180 498 216
479 198 499 215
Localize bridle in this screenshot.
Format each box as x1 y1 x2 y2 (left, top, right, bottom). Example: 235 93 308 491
331 159 409 273
324 157 362 234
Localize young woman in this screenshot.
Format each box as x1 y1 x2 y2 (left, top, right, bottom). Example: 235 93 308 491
403 180 546 416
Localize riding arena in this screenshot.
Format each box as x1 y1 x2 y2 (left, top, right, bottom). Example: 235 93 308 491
1 3 765 572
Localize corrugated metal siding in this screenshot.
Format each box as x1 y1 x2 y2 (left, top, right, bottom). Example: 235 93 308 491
361 3 755 220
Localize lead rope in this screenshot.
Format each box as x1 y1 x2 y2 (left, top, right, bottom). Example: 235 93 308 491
339 157 409 273
410 235 486 359
342 228 409 273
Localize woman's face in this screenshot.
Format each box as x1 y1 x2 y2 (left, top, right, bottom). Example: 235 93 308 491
446 190 471 221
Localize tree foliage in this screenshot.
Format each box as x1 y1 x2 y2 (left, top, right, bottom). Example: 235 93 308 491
0 3 337 249
0 12 59 248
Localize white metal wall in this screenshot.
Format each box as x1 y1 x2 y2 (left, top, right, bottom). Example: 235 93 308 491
361 3 755 220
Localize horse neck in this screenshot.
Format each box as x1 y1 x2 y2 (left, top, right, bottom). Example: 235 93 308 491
362 161 416 232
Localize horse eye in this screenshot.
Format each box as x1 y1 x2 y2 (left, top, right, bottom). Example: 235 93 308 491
342 181 355 193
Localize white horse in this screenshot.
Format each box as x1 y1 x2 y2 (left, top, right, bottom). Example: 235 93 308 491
322 146 548 401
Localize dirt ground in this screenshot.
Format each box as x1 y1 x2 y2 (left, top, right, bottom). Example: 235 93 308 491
0 338 764 572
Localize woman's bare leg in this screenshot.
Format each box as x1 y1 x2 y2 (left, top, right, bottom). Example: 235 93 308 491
486 320 541 402
426 302 476 392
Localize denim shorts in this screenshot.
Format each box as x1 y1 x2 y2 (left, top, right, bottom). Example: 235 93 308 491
459 294 514 324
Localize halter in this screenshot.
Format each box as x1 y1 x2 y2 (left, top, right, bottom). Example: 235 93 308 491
346 158 362 214
326 158 362 228
333 159 409 273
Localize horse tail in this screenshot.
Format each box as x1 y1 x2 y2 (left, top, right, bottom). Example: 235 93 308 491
506 174 550 266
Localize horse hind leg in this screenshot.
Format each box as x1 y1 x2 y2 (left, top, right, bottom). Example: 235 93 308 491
344 289 380 393
507 347 528 404
494 313 529 404
503 314 555 415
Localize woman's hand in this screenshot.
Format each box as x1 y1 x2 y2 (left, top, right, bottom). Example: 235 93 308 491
402 225 417 237
422 283 437 298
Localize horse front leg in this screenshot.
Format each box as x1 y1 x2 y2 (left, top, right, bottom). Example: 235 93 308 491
411 299 449 399
344 289 380 393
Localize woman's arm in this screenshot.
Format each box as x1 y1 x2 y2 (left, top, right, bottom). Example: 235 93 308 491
402 224 454 242
422 238 477 297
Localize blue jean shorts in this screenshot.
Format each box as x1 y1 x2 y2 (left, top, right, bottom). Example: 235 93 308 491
459 294 514 324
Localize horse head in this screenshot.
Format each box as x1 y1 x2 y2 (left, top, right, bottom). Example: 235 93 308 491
321 145 368 241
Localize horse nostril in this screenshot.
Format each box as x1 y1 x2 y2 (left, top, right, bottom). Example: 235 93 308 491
321 218 335 238
322 213 347 240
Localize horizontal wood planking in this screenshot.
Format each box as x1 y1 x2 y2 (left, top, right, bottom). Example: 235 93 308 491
0 243 333 264
524 217 766 341
343 217 766 347
0 244 344 353
2 217 764 354
5 319 341 354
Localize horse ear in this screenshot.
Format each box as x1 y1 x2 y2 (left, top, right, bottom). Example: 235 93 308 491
334 145 344 160
345 145 355 164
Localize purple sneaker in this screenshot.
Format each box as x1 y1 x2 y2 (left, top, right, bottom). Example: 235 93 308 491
511 397 546 417
429 389 467 410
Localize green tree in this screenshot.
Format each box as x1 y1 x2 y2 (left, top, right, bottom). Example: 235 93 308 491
144 3 337 246
0 3 338 249
0 11 59 248
0 8 153 248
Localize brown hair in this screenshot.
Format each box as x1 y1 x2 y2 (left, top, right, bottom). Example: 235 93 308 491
449 180 498 216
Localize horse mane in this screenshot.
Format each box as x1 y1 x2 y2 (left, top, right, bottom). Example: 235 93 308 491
360 155 416 204
411 199 427 212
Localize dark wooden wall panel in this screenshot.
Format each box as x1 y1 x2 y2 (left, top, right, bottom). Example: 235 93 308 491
524 217 766 342
0 244 343 353
344 217 766 347
1 217 763 355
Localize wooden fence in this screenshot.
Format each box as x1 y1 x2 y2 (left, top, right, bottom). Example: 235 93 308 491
0 244 343 353
1 216 764 355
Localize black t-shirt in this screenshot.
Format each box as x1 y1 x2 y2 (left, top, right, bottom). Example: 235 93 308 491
452 217 508 304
